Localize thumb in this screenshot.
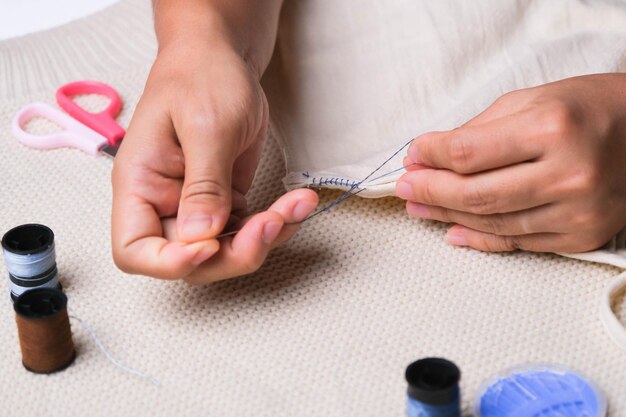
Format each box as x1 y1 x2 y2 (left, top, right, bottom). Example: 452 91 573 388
177 121 237 242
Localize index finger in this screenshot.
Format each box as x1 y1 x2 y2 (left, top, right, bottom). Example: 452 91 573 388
408 114 543 174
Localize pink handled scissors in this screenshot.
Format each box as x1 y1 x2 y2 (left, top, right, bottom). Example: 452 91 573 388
12 80 125 158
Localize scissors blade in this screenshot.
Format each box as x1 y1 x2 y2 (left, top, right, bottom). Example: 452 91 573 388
101 144 119 158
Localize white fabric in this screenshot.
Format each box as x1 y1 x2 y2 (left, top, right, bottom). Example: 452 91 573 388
601 271 626 352
263 0 626 267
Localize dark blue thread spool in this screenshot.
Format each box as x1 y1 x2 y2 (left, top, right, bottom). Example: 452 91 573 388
405 358 461 417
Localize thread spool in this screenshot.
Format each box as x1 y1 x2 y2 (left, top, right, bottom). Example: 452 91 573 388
2 224 60 300
475 365 606 417
405 357 461 417
14 288 75 373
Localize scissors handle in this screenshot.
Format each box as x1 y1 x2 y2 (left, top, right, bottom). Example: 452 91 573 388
12 102 108 156
56 80 125 146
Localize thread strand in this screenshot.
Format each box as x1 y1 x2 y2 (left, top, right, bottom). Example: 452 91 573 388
365 162 417 184
216 138 414 239
69 314 160 386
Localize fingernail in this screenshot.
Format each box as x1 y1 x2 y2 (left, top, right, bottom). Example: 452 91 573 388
181 214 213 240
446 226 468 246
395 181 413 200
292 200 317 222
407 202 430 218
191 244 217 266
262 221 282 244
408 142 420 163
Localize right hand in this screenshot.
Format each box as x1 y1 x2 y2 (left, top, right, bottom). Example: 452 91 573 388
111 41 318 282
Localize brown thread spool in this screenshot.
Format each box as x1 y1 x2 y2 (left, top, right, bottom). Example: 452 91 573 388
14 288 75 373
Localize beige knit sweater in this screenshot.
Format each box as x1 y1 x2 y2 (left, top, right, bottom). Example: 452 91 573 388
1 1 625 416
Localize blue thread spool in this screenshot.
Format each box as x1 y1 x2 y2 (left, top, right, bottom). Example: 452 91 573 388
476 365 606 417
2 224 61 301
405 358 461 417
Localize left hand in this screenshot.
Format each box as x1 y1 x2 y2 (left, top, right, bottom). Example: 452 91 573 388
396 74 626 253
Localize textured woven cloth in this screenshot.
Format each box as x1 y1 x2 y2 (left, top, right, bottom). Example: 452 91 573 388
1 1 626 416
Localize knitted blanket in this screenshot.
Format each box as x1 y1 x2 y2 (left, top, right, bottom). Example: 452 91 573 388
0 1 625 416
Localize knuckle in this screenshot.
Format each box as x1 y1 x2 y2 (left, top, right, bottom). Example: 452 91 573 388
182 104 245 141
415 132 438 164
565 230 608 253
479 235 520 252
111 248 137 275
501 236 521 251
462 184 497 214
583 209 604 230
570 212 588 229
184 107 220 134
572 209 608 242
239 254 264 275
447 136 474 173
437 208 453 223
567 165 603 195
493 90 520 107
421 177 438 205
583 232 610 251
540 100 580 136
481 213 507 235
182 176 229 204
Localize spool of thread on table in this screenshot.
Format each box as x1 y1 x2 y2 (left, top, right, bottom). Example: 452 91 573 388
14 288 75 373
405 357 461 417
2 224 60 300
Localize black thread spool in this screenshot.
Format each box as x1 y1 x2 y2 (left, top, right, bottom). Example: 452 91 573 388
14 288 75 373
405 357 461 417
2 224 61 300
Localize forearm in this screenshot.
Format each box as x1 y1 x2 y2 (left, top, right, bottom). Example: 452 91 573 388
152 0 284 77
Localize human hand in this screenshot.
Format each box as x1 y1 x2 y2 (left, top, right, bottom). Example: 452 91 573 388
111 42 318 282
396 74 626 253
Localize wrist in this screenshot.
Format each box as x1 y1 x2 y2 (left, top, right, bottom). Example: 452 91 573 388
154 2 265 79
154 38 261 86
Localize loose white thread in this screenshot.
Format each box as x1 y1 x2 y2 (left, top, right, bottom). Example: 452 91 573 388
69 313 160 386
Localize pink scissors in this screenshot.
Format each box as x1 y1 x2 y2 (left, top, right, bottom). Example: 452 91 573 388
12 80 125 158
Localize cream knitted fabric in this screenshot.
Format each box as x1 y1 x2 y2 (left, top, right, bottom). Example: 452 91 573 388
1 1 626 416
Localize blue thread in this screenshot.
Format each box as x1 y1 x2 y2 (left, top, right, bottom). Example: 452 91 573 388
358 138 414 184
218 138 415 238
217 139 413 238
407 397 460 417
477 366 604 417
310 176 359 188
366 162 417 183
297 139 414 222
307 138 414 213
